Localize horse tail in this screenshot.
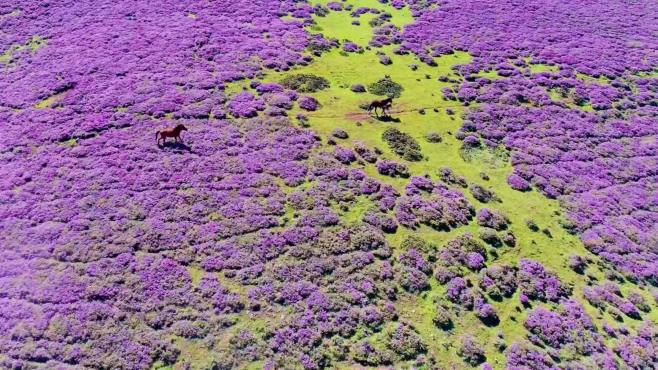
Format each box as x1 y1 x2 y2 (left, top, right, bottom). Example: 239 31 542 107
367 103 373 112
155 131 160 143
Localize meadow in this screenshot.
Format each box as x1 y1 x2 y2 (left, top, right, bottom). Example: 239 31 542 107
1 0 657 369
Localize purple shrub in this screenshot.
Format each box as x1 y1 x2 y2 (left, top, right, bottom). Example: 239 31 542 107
476 208 509 230
458 336 486 366
352 341 393 366
614 324 658 369
342 41 362 53
505 341 554 369
229 92 266 118
433 306 454 330
333 146 357 164
351 84 366 93
568 254 589 274
386 323 427 360
395 186 475 231
583 283 645 319
525 300 606 356
479 264 517 300
399 0 658 287
507 174 531 191
298 96 320 111
517 259 571 302
353 142 379 163
476 303 499 326
376 160 409 178
438 167 468 188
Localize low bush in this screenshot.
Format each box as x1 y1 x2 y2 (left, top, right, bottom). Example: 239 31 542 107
458 336 486 366
299 96 320 111
281 74 330 92
382 127 423 161
433 306 453 330
469 184 496 203
351 84 366 93
426 132 442 143
378 53 392 65
331 128 348 139
438 167 468 187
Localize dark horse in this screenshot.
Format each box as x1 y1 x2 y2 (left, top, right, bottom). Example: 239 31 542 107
367 97 393 117
156 124 188 146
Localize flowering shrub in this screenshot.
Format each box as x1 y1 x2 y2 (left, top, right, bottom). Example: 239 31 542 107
525 300 607 356
583 283 644 319
354 142 379 163
342 41 362 53
395 182 475 231
376 160 409 178
476 208 509 230
458 336 486 366
505 341 555 369
507 174 531 191
439 167 468 188
299 96 320 111
229 91 266 118
614 324 658 369
479 264 517 300
517 259 571 302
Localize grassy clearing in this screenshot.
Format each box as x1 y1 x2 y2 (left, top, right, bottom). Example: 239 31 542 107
527 63 560 73
576 72 611 84
308 0 414 45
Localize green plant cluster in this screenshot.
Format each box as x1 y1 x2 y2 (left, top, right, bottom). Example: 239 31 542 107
368 76 404 98
280 73 330 93
382 127 423 161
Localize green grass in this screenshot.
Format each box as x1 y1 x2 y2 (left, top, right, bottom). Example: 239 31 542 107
476 70 504 80
576 72 611 84
35 89 69 109
528 63 560 73
0 35 46 64
546 88 596 112
308 0 414 45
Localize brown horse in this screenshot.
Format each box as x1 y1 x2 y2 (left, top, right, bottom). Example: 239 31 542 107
367 97 393 116
156 124 188 146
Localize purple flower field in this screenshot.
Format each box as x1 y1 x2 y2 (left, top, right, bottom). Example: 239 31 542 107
1 0 657 369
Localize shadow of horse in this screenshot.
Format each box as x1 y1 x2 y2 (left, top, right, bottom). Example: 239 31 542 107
375 115 401 123
158 141 192 152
